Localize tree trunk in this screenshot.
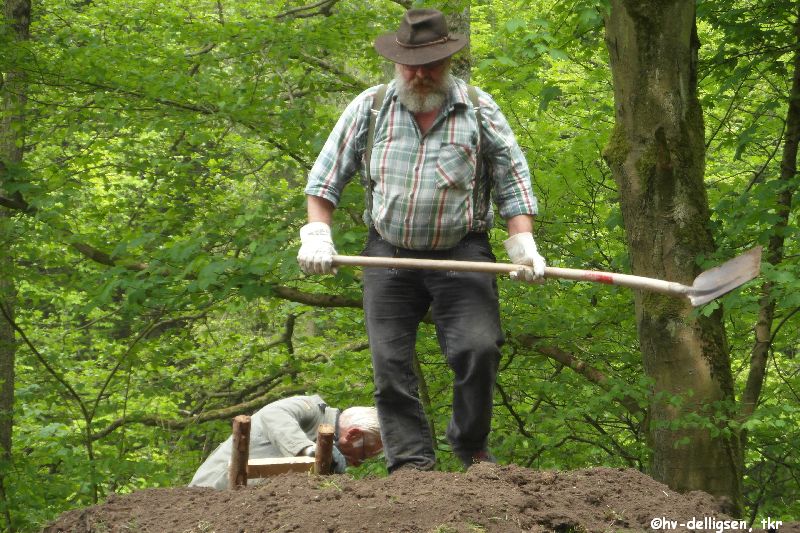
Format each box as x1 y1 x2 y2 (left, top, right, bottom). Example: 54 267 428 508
430 2 471 81
603 0 743 515
1 0 31 528
1 0 30 458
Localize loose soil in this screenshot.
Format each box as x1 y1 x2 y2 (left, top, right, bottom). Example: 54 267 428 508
44 464 799 533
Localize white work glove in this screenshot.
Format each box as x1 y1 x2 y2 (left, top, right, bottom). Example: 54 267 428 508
297 222 337 275
503 232 546 283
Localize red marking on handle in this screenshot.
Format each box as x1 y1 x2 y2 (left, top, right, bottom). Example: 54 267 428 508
587 273 615 285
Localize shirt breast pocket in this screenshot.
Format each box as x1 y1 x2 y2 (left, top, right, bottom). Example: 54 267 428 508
435 143 476 190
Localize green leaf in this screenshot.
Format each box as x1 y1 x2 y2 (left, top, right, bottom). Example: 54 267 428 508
505 18 526 33
539 85 562 112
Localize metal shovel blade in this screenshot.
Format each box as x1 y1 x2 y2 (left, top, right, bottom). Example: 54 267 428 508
687 246 763 306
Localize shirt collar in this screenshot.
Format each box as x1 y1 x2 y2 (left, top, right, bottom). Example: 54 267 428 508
442 76 471 113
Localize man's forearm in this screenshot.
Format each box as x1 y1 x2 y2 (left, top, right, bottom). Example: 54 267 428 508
307 195 335 225
506 214 534 236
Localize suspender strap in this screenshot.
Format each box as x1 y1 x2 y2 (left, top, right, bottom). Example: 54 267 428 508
364 84 387 223
467 85 489 229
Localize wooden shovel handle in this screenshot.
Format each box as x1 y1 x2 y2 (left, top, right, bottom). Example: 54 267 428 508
334 255 516 274
331 255 692 297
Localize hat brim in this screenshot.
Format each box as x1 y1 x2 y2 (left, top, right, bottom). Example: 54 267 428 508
374 32 467 66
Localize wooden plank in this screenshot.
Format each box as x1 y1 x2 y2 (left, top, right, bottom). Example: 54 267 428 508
247 456 315 478
315 424 335 475
229 415 251 489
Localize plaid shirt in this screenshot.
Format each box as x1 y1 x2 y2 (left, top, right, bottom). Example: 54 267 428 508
305 77 538 250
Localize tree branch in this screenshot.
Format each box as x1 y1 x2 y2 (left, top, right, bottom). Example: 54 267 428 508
24 73 312 168
91 387 306 441
275 0 340 19
292 52 370 90
0 193 149 270
185 43 216 57
582 414 640 467
94 338 369 440
270 285 362 308
495 382 535 438
0 193 32 213
516 334 644 416
0 298 91 426
4 193 365 310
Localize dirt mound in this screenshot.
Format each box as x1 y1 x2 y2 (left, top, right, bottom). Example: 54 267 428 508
43 464 797 532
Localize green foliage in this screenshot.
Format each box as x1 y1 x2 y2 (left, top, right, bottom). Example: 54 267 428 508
696 0 800 521
1 0 798 530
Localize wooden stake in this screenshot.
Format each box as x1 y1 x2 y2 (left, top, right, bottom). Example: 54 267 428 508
229 415 251 489
314 423 335 475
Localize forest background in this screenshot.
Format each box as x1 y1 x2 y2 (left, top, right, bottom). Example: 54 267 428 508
1 0 798 531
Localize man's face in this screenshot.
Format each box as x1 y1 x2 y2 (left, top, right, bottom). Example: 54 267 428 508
337 430 383 467
394 58 451 113
396 59 450 95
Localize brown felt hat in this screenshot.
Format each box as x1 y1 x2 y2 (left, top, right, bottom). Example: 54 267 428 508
374 9 467 66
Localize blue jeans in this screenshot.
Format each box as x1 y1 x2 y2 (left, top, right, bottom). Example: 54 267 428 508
362 227 504 472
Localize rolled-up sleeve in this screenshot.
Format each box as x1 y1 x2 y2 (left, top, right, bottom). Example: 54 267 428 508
478 90 539 219
304 87 376 205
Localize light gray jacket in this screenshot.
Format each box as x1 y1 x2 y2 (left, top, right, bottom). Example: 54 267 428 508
189 394 340 489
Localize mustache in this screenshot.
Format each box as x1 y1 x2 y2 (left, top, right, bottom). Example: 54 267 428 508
408 76 436 88
406 74 448 94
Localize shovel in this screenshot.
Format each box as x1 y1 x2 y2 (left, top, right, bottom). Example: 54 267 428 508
332 246 762 307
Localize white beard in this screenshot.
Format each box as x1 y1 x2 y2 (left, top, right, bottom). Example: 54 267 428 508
394 70 451 113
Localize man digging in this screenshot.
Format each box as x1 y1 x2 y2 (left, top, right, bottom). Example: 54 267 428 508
298 8 545 472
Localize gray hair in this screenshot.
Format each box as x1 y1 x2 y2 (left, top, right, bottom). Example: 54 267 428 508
339 406 381 441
